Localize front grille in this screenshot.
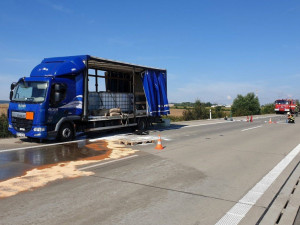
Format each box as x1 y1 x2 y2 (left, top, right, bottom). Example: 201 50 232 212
12 117 33 132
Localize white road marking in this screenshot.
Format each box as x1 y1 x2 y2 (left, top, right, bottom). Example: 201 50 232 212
276 121 289 124
79 155 139 170
215 144 300 225
241 126 262 132
182 121 233 128
252 115 281 119
0 139 85 153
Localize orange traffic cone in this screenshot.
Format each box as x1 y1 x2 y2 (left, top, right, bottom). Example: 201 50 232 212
269 118 272 124
155 135 164 150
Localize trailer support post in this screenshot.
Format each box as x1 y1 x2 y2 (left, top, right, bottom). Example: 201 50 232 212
95 69 98 92
133 67 136 120
83 60 89 120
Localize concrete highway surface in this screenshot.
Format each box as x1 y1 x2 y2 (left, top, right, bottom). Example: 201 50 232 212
1 115 300 225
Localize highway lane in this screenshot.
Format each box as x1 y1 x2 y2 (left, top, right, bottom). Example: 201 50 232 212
0 114 299 225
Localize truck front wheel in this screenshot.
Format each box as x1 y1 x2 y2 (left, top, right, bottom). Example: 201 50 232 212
58 123 74 142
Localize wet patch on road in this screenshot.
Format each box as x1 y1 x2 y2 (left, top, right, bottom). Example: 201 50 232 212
0 140 138 198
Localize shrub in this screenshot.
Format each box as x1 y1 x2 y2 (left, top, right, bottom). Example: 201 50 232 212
0 114 12 138
182 100 209 120
213 106 224 118
261 103 275 114
182 109 194 121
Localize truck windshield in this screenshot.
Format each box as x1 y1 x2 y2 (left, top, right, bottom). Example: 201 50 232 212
12 81 48 103
275 100 289 105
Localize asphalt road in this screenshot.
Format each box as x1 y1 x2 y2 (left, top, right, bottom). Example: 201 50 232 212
1 115 300 225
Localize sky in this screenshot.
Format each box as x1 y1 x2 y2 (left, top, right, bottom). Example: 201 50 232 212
0 0 300 105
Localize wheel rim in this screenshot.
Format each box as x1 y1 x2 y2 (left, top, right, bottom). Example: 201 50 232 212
62 128 71 138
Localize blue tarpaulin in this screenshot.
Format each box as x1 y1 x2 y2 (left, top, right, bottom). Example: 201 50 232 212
142 70 170 116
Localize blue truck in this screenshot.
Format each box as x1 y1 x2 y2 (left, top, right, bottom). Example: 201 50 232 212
8 55 170 141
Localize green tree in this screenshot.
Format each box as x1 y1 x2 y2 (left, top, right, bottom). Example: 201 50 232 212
204 102 212 107
193 100 207 119
261 103 275 114
231 93 261 116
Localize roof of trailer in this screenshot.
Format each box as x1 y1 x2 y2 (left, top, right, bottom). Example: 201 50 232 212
88 55 166 73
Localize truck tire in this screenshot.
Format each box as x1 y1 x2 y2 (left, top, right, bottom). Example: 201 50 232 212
58 123 74 142
137 118 147 131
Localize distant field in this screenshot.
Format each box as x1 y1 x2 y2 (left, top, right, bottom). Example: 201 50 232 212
170 108 184 117
0 104 8 116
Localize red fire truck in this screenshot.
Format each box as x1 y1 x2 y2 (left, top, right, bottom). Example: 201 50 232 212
274 99 297 114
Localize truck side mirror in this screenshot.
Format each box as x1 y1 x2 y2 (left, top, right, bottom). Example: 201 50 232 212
9 91 13 100
51 83 66 106
10 82 17 90
54 92 62 103
54 83 65 92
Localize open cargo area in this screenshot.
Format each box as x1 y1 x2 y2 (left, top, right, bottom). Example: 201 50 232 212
81 56 170 132
85 56 168 119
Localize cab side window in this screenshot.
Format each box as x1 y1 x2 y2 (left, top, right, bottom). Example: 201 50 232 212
50 83 67 107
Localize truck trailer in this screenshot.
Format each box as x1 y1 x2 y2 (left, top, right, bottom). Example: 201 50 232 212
8 55 170 141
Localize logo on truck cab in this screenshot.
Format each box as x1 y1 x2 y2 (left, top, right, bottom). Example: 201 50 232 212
18 104 26 109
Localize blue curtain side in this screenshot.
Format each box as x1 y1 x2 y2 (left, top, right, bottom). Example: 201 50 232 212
142 70 170 116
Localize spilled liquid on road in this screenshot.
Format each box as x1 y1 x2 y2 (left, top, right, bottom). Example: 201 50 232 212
0 140 138 198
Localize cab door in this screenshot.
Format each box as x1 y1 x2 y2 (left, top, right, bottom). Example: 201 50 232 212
47 82 68 130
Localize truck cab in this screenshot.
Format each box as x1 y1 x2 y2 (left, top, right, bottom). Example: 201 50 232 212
8 76 81 140
274 99 297 114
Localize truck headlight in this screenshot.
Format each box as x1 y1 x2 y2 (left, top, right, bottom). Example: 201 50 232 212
33 127 46 132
